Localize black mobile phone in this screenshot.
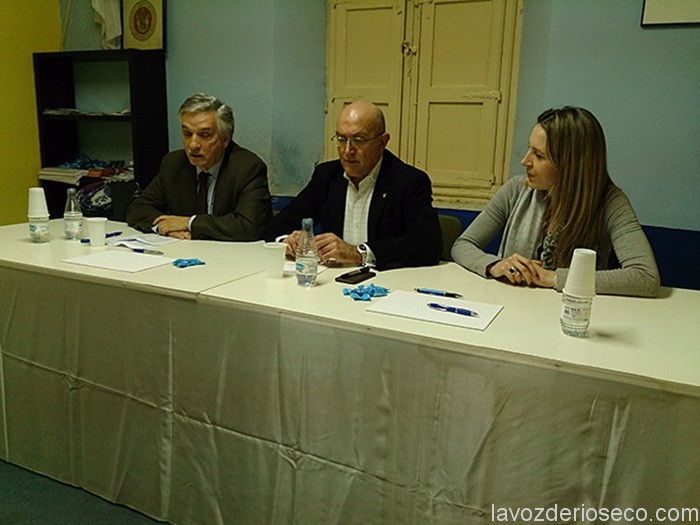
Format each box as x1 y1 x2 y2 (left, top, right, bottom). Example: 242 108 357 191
335 267 376 285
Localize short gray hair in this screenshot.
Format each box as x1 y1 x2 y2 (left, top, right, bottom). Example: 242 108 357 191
178 93 234 138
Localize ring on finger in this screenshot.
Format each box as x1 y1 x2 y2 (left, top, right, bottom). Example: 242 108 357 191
508 266 517 275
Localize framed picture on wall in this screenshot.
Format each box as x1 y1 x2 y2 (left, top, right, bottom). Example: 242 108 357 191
642 0 700 26
122 0 166 50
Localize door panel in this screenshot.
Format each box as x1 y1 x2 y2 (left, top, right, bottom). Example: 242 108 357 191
423 100 497 193
326 0 521 203
326 0 406 159
413 0 507 198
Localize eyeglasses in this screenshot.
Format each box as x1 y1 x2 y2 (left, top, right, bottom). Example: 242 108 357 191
331 133 383 149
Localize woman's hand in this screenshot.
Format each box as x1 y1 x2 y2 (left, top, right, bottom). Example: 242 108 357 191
531 264 556 289
488 254 555 288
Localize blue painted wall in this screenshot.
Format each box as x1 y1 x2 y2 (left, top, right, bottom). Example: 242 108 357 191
61 0 699 230
60 0 700 288
512 0 700 231
162 0 327 196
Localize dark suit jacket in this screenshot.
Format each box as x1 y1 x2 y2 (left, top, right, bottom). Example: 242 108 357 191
264 150 441 270
127 142 271 241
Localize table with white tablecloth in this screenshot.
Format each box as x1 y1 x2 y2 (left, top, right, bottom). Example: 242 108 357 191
1 220 698 524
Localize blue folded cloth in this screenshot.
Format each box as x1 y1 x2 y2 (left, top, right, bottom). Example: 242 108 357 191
342 283 389 301
59 154 125 169
173 258 205 268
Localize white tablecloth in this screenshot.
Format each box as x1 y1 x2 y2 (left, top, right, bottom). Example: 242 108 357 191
1 221 699 523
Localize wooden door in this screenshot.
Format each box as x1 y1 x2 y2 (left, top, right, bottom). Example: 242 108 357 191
325 0 407 159
326 0 521 203
411 0 519 201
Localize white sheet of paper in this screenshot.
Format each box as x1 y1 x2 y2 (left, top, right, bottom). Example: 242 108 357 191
107 233 179 250
365 289 503 331
62 250 174 273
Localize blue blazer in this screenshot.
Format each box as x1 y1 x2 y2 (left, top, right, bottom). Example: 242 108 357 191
265 150 441 270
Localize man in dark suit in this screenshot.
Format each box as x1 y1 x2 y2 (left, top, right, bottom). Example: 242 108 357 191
127 93 271 241
264 100 440 270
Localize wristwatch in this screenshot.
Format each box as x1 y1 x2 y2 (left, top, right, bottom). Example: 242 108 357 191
356 243 369 266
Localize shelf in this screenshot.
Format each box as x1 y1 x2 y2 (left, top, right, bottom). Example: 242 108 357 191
33 49 165 63
41 113 132 122
34 49 168 219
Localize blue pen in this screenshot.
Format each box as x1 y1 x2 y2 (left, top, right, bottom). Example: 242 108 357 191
80 231 123 243
428 302 479 317
415 287 462 298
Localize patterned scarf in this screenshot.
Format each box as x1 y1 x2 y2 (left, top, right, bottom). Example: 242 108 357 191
540 231 558 270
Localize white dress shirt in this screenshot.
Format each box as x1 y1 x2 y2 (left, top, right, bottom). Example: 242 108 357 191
343 158 382 264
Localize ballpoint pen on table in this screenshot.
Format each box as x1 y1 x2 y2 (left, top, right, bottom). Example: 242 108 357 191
428 302 479 317
80 231 123 243
415 288 462 298
131 248 164 255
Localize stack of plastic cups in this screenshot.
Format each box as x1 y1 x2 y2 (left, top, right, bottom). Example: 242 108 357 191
27 187 50 243
560 248 596 337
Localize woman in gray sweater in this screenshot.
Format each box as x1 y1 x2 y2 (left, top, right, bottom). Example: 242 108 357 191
451 107 660 297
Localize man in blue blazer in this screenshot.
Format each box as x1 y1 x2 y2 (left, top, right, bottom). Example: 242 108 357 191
127 93 271 241
264 101 441 270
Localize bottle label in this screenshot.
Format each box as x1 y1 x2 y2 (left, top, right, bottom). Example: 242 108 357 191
295 259 317 274
560 294 592 336
561 301 591 321
29 220 50 242
65 220 82 236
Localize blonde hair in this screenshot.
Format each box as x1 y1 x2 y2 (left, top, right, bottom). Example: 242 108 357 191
538 107 613 266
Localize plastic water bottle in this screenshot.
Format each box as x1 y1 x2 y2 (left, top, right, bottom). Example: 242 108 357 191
560 292 593 337
295 218 318 287
63 187 83 240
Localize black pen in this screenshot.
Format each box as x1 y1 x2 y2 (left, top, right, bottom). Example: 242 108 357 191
415 288 462 298
131 248 164 255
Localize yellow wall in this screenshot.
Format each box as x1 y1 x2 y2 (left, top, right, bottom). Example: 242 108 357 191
0 1 61 225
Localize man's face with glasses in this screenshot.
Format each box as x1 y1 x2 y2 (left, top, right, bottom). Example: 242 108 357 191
333 106 388 183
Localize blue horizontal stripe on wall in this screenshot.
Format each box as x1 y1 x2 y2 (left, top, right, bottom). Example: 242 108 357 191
436 210 699 292
642 225 700 291
271 196 699 291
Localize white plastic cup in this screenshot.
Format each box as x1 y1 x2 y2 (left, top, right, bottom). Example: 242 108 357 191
85 217 108 247
563 248 597 298
561 248 597 337
263 242 287 279
28 187 50 218
28 215 50 243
